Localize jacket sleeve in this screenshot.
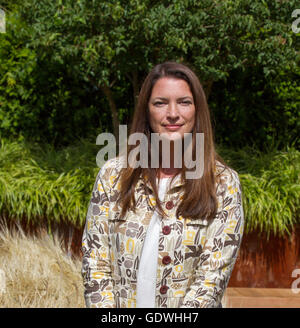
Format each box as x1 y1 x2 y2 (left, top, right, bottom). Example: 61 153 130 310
180 170 244 308
81 165 115 308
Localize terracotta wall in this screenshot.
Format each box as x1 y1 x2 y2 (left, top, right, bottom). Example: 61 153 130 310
2 217 300 288
228 226 300 288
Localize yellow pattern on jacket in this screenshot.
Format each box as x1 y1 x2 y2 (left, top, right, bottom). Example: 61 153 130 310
81 157 244 308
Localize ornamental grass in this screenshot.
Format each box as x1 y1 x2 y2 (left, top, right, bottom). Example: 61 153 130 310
0 138 99 229
0 138 299 238
0 223 85 307
217 144 299 238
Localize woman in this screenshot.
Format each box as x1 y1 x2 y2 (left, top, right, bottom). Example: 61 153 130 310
81 61 244 308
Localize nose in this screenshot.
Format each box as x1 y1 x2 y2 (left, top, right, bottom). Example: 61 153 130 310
167 102 180 121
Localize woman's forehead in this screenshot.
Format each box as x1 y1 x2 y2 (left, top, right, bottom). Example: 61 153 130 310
150 77 193 98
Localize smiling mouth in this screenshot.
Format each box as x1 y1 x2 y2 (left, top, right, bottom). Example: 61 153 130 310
163 124 183 130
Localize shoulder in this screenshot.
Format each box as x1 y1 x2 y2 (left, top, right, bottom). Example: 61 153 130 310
215 160 242 199
209 161 244 232
215 160 240 185
96 156 126 188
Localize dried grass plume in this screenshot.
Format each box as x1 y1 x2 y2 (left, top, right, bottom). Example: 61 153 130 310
0 223 84 308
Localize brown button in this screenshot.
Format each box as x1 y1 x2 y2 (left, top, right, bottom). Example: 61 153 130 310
160 285 169 294
166 201 174 210
162 225 171 235
162 255 172 265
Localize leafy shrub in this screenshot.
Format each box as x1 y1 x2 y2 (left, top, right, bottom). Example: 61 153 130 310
210 67 300 150
0 11 112 146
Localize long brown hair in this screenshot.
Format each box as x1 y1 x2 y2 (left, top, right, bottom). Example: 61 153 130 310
118 61 228 221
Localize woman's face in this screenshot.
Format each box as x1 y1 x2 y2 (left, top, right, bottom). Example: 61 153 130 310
148 77 195 140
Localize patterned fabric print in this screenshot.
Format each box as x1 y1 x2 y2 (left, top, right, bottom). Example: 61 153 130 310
81 157 244 308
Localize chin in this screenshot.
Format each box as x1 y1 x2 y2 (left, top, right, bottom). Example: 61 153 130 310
159 131 183 141
167 133 184 141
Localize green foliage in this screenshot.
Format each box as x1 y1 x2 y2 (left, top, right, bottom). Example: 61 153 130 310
0 10 112 146
0 0 296 148
210 66 300 149
0 0 298 240
17 0 298 84
217 143 300 238
0 1 22 11
269 69 300 148
0 139 299 237
0 11 37 139
0 0 298 149
0 138 99 228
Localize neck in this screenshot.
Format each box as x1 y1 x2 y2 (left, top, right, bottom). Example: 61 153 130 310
158 167 180 178
157 140 181 178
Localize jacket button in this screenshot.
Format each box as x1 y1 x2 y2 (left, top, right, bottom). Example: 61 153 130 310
162 255 172 265
162 225 171 235
160 285 169 294
166 201 174 210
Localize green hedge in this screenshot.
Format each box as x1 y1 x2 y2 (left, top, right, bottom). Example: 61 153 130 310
0 139 299 238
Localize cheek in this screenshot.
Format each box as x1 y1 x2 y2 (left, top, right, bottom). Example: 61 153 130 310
149 109 163 129
185 108 196 126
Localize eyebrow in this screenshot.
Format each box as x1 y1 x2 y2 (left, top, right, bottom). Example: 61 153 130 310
152 96 193 101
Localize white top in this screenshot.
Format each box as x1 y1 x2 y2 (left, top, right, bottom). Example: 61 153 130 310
136 178 171 308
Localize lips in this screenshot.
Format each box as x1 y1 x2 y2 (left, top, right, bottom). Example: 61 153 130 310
163 124 183 131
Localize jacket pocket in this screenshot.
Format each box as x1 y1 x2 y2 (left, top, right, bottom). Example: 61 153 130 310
182 218 209 277
183 218 209 246
185 218 209 227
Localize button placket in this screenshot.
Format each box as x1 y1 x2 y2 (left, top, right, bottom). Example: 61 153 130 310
162 255 172 265
165 200 174 210
157 193 175 298
160 285 168 294
162 225 171 235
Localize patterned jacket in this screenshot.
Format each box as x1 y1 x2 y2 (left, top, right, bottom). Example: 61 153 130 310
81 157 244 308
